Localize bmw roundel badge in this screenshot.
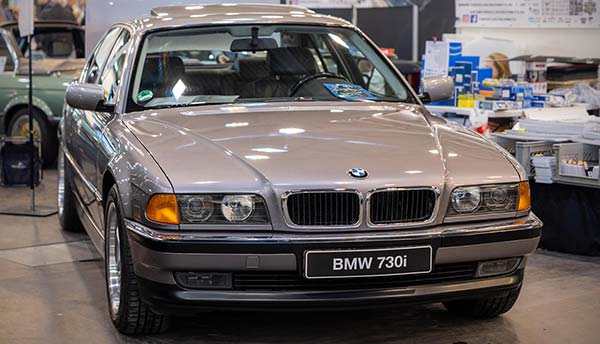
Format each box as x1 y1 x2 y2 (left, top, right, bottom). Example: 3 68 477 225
348 168 368 178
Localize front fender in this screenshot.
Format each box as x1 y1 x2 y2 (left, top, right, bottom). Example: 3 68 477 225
101 118 175 230
3 95 54 124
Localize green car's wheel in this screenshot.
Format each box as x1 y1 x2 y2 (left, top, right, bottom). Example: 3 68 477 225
8 108 58 166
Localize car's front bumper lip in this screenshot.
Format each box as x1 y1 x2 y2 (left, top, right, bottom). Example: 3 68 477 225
137 269 524 313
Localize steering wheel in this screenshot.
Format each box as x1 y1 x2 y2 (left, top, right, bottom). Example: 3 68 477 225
289 72 350 97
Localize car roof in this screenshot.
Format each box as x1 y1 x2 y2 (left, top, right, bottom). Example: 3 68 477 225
0 20 83 35
129 3 352 32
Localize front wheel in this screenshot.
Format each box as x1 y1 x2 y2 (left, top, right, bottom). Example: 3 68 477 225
443 286 522 318
104 185 170 335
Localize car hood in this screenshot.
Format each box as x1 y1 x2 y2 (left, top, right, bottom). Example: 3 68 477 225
124 101 520 195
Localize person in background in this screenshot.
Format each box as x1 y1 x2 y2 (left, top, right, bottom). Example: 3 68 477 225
485 52 511 79
38 0 76 58
0 0 13 22
39 0 76 22
37 0 50 18
67 0 84 24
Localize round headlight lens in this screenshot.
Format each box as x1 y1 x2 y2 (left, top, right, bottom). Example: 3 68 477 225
221 195 255 222
181 195 214 222
451 187 481 213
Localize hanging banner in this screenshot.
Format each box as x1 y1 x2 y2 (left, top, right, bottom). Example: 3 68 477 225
456 0 600 29
293 0 407 8
18 0 35 36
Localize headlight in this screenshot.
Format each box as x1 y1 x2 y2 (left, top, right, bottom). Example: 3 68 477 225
180 195 214 223
221 195 254 222
176 194 268 225
450 186 481 213
447 182 530 218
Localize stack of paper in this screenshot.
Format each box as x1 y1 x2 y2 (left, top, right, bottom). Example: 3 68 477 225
531 155 556 184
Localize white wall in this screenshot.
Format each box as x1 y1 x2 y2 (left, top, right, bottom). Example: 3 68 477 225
455 27 600 60
86 0 278 56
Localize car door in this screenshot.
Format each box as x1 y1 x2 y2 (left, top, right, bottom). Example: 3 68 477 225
66 27 123 233
90 28 134 227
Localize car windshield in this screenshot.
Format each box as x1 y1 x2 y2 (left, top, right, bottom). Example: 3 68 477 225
128 25 412 111
11 26 85 60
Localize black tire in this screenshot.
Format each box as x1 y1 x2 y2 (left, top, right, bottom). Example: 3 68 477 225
57 144 83 232
104 185 170 335
443 286 522 318
7 107 58 166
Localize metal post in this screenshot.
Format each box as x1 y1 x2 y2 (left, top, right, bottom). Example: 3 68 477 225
412 4 419 62
28 35 35 211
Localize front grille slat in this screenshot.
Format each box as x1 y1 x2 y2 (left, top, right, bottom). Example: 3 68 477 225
285 189 436 228
369 189 436 225
286 191 360 227
233 263 476 291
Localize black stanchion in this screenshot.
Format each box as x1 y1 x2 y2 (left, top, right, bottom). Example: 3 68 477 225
0 35 56 217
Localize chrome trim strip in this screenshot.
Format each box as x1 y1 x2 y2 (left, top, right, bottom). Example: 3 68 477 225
281 189 364 230
64 145 103 203
444 211 518 223
125 212 542 242
435 238 539 264
365 187 440 228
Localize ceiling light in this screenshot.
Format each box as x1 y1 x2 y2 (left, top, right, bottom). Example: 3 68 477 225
278 128 305 135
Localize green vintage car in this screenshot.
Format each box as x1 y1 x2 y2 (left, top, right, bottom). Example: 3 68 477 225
0 20 84 165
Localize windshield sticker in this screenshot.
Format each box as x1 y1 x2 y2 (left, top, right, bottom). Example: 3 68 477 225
137 90 154 103
324 84 377 101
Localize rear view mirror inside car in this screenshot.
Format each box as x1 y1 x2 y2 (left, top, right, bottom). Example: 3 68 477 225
230 37 278 52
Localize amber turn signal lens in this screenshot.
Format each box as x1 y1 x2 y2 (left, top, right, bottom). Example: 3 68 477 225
146 194 179 224
517 182 531 211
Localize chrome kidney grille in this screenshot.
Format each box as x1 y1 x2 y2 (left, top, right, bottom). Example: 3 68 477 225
283 188 437 228
284 191 362 227
368 189 437 225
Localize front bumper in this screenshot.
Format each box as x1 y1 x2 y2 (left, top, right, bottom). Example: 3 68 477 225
125 213 542 312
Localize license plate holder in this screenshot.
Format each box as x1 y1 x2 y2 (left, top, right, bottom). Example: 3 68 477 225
304 246 433 279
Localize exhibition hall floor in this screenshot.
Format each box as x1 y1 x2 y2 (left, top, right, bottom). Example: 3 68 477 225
1 171 599 344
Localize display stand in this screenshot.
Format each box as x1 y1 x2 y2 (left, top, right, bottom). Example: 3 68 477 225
0 35 56 217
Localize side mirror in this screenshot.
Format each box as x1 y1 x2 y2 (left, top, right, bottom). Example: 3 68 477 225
419 76 454 103
65 83 114 112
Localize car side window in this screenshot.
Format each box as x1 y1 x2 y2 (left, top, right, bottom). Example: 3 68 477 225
82 27 122 84
0 34 15 73
99 30 132 105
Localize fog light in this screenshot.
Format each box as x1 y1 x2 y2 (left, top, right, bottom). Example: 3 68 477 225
476 258 521 277
174 272 232 289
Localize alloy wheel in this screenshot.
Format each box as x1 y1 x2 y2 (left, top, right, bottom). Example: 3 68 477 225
57 147 65 218
106 202 122 319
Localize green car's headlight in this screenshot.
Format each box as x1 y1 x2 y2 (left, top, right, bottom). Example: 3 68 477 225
177 194 268 224
447 182 529 218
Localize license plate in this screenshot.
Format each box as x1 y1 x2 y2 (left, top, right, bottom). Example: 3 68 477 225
304 246 432 279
